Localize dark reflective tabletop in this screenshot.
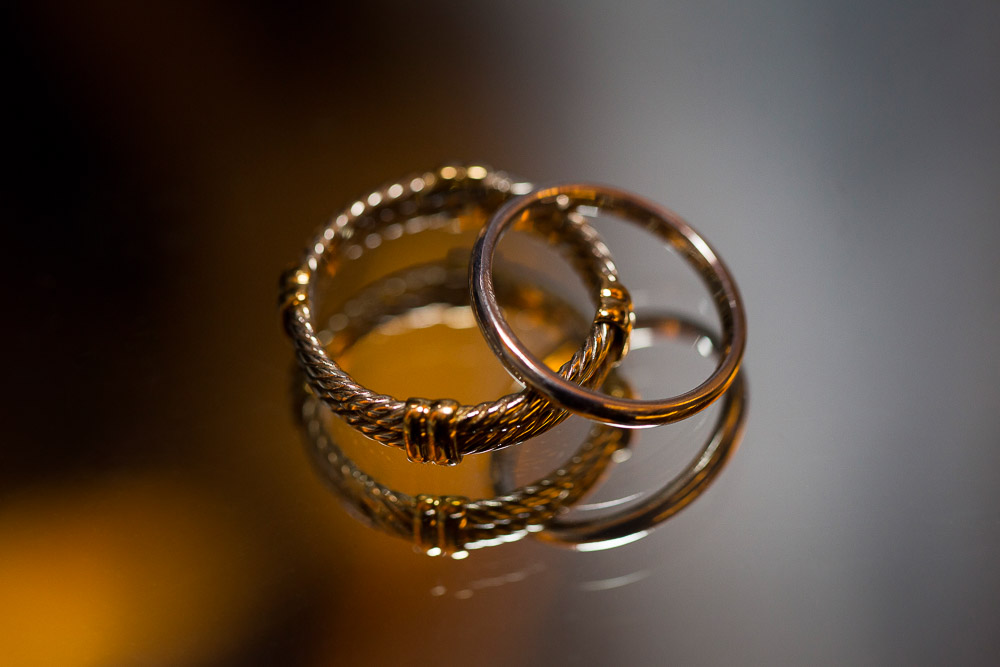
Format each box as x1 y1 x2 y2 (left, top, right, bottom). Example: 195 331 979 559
5 2 1000 665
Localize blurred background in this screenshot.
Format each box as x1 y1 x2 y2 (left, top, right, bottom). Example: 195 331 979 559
4 1 999 665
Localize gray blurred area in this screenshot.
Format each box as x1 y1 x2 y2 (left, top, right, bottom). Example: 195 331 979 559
5 1 999 665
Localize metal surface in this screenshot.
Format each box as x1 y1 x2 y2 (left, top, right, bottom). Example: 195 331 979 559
471 184 746 427
282 165 632 463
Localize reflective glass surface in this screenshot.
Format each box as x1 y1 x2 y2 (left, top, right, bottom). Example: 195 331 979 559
5 3 1000 665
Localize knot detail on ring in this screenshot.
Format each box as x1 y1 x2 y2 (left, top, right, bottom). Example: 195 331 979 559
413 495 469 556
403 398 462 465
595 284 636 358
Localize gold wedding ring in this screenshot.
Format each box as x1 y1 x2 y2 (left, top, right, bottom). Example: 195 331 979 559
282 165 633 464
471 183 747 428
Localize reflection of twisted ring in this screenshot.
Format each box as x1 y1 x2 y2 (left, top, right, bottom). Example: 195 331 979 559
472 184 747 427
298 260 631 557
495 313 748 550
282 165 634 465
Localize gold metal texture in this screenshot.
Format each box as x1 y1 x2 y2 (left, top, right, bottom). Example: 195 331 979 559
471 183 747 427
282 165 633 464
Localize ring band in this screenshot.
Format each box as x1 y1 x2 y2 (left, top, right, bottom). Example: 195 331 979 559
471 183 747 427
297 260 632 557
282 166 633 465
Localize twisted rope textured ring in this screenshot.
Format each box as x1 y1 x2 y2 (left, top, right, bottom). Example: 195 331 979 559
471 183 747 427
282 165 634 465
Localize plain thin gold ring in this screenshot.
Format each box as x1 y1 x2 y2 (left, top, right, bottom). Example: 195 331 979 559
471 183 747 428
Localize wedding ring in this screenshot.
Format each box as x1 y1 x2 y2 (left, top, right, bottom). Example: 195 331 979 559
282 167 633 464
471 183 746 427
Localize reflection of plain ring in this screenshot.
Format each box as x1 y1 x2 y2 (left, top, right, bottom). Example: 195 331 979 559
471 183 747 428
532 314 747 549
281 166 633 465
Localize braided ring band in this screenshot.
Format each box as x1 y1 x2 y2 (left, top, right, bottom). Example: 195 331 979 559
281 166 634 465
471 183 747 428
